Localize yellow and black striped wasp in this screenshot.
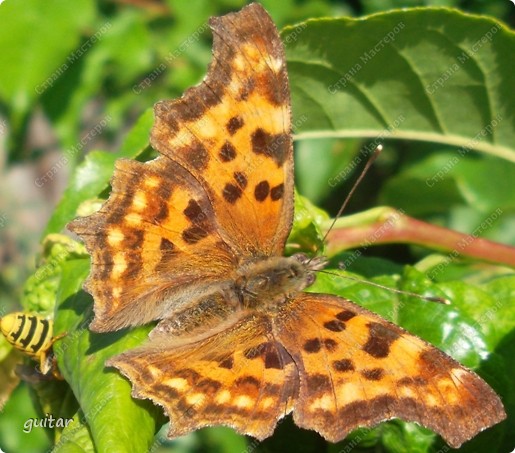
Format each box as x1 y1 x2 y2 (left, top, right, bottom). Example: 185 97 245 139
0 312 65 378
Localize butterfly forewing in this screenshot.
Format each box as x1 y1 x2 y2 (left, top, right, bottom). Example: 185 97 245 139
68 157 236 332
151 4 293 256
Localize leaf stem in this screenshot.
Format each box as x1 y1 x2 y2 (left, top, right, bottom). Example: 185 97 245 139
324 207 515 267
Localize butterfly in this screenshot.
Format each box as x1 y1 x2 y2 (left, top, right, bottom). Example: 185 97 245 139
68 3 506 448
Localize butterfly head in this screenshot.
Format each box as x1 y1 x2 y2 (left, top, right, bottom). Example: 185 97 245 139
236 254 327 311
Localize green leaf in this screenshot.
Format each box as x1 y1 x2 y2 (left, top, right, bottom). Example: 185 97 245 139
54 259 157 452
454 156 515 212
27 378 78 443
294 138 362 203
380 152 466 216
285 8 515 162
381 154 515 240
380 420 435 453
92 10 153 87
0 0 95 125
41 9 154 149
21 234 86 313
417 258 515 349
0 383 52 452
195 426 249 453
483 276 515 345
287 192 330 254
43 109 154 236
0 349 21 414
53 415 96 453
494 325 515 453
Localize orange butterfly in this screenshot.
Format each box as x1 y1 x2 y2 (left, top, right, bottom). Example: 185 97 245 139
69 3 505 447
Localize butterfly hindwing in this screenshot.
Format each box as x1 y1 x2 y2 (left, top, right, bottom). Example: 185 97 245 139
108 311 298 440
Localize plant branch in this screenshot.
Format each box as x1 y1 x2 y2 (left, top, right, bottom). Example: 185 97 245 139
324 207 515 267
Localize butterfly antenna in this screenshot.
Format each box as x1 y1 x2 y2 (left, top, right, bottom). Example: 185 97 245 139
321 144 383 246
308 145 448 306
319 270 450 305
307 145 383 267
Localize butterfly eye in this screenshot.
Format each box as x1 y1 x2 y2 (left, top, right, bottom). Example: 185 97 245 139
305 273 316 286
293 253 309 264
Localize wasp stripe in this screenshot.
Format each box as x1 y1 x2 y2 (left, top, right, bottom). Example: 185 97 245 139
9 313 26 342
18 315 38 349
30 318 50 353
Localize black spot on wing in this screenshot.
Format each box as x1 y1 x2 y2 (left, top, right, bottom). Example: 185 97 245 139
226 116 244 135
254 181 270 202
363 322 400 358
222 183 242 204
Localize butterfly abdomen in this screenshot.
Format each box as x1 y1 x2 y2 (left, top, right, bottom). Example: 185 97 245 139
0 312 53 358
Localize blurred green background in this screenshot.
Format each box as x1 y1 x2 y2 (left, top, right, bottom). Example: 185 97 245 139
0 0 513 452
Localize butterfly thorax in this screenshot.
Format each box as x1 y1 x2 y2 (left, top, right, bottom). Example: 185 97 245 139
234 254 325 311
